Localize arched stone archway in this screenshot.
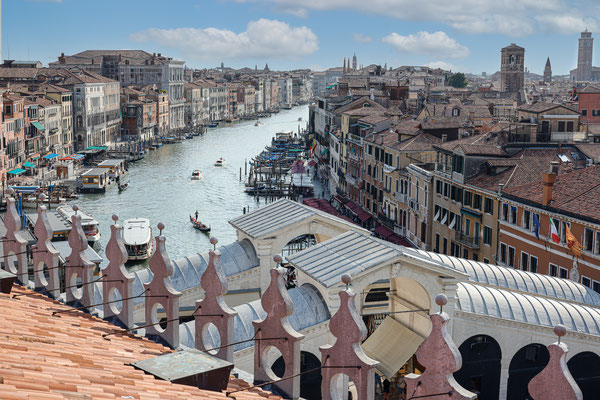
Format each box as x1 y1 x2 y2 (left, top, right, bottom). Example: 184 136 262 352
454 334 502 400
567 351 600 399
272 351 322 400
507 343 549 400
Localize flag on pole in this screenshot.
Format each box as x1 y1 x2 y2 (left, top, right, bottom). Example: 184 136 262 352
549 219 560 244
565 225 582 258
533 214 541 240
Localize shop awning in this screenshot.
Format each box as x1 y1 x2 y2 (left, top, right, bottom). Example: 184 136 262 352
85 146 108 151
43 153 59 160
333 194 348 205
345 201 358 213
362 316 426 378
23 162 36 168
356 208 372 223
31 122 45 131
375 225 394 239
307 160 317 167
8 168 26 175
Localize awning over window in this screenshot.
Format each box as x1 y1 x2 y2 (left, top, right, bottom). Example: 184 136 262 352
43 153 59 160
375 225 394 239
8 168 26 175
356 208 372 223
31 122 44 131
362 316 426 378
23 162 36 168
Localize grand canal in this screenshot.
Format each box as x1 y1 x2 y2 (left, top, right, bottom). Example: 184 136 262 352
72 106 308 266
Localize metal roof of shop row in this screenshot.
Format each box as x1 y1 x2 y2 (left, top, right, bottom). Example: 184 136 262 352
229 198 361 239
456 282 600 336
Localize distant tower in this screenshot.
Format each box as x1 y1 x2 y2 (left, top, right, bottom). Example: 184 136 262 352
343 58 347 73
544 57 552 82
500 43 525 93
352 53 357 71
577 30 593 81
220 62 224 71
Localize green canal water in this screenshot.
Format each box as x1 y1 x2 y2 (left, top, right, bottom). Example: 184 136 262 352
71 105 308 267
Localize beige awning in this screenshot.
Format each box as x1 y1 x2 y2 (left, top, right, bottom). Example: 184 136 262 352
362 316 426 378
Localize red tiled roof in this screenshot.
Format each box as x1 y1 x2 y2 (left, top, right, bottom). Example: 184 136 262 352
503 164 600 222
0 285 280 400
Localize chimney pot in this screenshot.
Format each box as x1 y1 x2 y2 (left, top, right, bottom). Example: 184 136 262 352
550 160 560 175
442 134 448 143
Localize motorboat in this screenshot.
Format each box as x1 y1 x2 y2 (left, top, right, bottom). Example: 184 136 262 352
56 205 101 244
190 215 211 232
21 194 67 208
191 169 203 180
185 132 194 139
298 117 302 121
214 158 225 167
255 121 263 127
207 122 218 128
118 181 129 192
123 218 153 261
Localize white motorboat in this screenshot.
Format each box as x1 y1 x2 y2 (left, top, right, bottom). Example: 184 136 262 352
123 218 154 261
56 205 101 244
215 158 225 167
191 169 203 180
21 195 67 208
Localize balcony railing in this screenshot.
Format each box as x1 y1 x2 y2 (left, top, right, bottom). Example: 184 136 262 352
455 231 480 249
378 213 396 229
346 175 357 187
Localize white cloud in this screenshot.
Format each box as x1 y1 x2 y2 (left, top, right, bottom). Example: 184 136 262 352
424 61 457 71
130 19 318 60
535 15 598 34
353 33 373 44
382 31 470 58
230 0 592 36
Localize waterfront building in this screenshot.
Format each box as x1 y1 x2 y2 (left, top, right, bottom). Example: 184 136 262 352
243 85 256 116
183 82 204 130
3 92 25 175
142 87 169 136
121 88 157 141
58 69 120 150
36 97 63 158
51 50 186 132
43 84 74 156
23 97 41 164
208 83 228 122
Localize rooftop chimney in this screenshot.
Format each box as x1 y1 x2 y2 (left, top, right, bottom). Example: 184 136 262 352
542 168 557 206
551 160 560 175
441 134 448 143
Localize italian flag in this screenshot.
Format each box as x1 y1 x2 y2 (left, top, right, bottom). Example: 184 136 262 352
550 219 560 244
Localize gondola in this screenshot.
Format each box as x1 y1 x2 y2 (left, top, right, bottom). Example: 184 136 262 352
190 215 211 232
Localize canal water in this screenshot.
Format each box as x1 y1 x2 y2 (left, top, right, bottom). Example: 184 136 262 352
71 106 308 267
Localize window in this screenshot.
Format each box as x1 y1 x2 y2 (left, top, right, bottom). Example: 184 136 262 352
521 251 529 271
463 249 469 259
559 267 568 279
523 210 531 230
561 221 570 244
483 258 490 264
483 226 492 245
484 198 493 214
510 206 517 224
530 256 538 273
436 180 442 194
464 191 472 206
585 228 594 252
582 109 588 116
502 203 509 221
558 121 566 132
593 281 600 294
473 253 478 261
499 243 507 264
435 233 440 253
582 276 591 288
596 231 600 254
508 246 515 267
552 218 561 241
567 121 574 132
444 183 449 198
443 238 448 254
473 194 482 210
549 263 558 277
453 155 464 174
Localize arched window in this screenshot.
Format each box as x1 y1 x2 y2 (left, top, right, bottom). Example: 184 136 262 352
454 335 502 400
567 351 600 399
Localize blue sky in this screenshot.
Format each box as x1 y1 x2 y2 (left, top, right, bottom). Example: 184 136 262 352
4 0 600 75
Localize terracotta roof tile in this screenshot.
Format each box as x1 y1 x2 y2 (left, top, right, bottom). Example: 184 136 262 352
0 285 280 400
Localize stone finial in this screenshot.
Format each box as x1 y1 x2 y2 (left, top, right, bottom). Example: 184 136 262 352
320 276 379 400
405 295 477 400
65 214 96 307
102 215 135 328
195 249 237 362
528 326 583 400
33 204 60 298
253 267 304 399
2 197 29 284
143 224 181 348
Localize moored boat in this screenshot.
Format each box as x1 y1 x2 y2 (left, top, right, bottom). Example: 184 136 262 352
56 205 101 244
207 122 218 128
118 182 129 192
123 218 153 261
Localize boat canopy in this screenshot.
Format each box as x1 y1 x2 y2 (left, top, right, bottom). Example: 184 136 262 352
123 218 152 245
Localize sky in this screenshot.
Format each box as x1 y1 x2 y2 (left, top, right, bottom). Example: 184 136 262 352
4 0 600 75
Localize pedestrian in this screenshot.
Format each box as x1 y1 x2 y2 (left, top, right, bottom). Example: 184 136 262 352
374 373 383 394
383 379 391 400
396 374 406 400
195 210 199 221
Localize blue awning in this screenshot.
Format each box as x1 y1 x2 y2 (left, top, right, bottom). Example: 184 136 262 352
23 162 36 168
43 153 59 160
8 168 26 175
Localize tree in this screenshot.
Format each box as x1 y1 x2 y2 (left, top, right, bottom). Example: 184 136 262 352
448 73 468 88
